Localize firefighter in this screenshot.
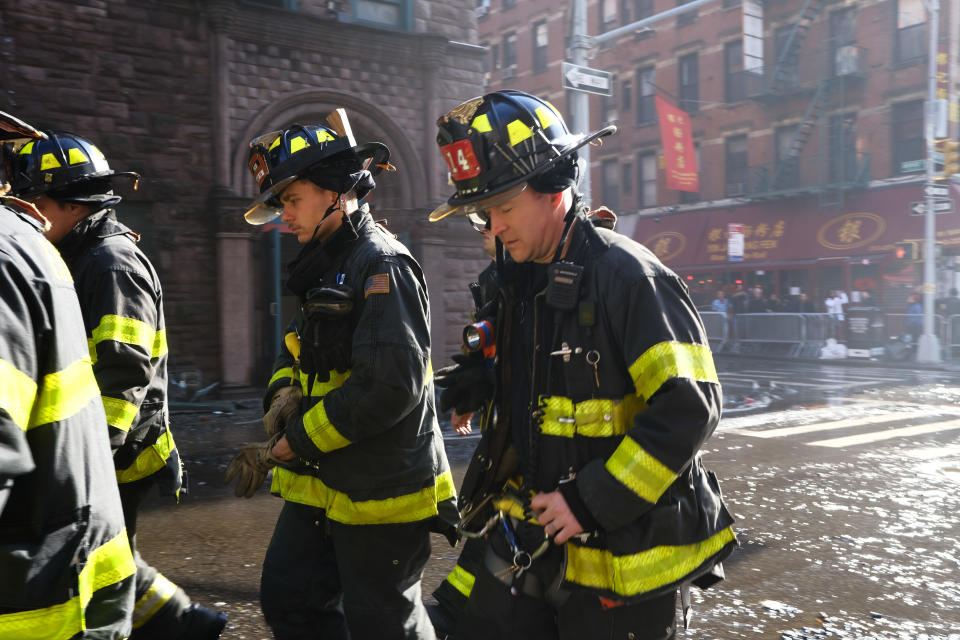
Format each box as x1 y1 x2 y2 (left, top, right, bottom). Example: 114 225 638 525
428 90 737 640
6 129 226 639
225 110 458 640
0 111 136 638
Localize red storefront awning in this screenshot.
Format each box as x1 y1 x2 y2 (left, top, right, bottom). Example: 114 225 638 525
630 182 960 270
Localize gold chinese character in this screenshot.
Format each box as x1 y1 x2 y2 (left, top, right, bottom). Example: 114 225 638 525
674 141 685 152
708 228 722 241
667 114 676 123
837 220 862 244
677 156 686 169
772 221 785 237
653 237 672 256
677 116 686 126
742 225 753 239
672 127 683 138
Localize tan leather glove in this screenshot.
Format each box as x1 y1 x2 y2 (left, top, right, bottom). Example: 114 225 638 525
224 433 285 498
263 386 303 437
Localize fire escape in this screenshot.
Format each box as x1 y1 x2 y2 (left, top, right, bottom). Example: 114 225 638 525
743 0 870 208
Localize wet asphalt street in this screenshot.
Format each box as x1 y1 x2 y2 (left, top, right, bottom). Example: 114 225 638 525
138 358 960 639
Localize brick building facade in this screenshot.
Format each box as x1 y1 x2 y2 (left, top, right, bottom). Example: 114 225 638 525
2 0 491 392
479 0 960 311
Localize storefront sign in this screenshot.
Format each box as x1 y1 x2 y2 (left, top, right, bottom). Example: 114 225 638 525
655 95 699 193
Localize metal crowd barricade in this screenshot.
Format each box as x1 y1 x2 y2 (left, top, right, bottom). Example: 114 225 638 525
698 311 729 352
882 313 945 341
733 313 806 356
800 313 832 358
942 313 959 360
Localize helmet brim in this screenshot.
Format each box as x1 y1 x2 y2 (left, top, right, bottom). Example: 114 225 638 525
429 125 616 223
242 142 391 226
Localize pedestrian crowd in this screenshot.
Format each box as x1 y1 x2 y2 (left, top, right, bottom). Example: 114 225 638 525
2 92 735 640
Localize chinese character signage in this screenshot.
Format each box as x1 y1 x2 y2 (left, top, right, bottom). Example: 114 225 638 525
655 95 699 192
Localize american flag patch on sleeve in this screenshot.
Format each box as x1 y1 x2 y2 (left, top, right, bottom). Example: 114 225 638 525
364 273 390 298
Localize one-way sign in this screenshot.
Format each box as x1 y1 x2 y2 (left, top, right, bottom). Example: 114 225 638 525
910 199 955 215
562 61 612 96
924 183 950 198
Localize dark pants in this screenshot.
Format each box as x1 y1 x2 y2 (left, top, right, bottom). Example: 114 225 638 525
454 533 676 640
261 500 436 640
119 476 193 639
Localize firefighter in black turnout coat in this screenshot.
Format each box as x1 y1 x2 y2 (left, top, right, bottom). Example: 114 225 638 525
226 109 457 640
428 91 736 640
0 111 136 638
7 129 226 639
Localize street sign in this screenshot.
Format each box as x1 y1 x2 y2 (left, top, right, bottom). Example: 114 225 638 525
909 199 955 215
924 183 950 198
562 61 612 96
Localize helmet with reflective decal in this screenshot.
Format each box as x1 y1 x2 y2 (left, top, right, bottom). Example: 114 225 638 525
429 89 615 222
7 130 139 208
244 113 392 225
0 111 46 193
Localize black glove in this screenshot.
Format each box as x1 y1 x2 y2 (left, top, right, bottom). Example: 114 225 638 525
434 351 494 415
300 286 354 384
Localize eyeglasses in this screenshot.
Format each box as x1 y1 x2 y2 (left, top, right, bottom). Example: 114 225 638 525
462 182 528 231
469 216 491 234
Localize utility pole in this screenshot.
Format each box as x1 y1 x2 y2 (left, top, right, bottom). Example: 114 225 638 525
568 0 718 203
917 0 942 363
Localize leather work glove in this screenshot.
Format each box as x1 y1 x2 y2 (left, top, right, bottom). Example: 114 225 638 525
224 433 285 498
434 351 494 415
300 286 354 385
263 386 303 437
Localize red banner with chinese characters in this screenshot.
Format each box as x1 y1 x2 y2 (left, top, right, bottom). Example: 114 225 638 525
655 95 699 192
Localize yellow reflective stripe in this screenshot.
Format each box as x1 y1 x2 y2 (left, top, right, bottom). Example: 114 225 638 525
289 135 307 153
271 468 456 525
628 341 718 402
0 528 135 640
116 429 176 484
41 152 62 170
101 396 138 431
29 357 99 429
539 394 645 438
87 337 98 365
80 528 136 608
425 361 433 386
605 435 677 504
535 105 558 130
446 565 476 598
299 369 351 397
471 113 492 132
506 119 533 146
269 367 296 387
18 140 34 155
302 400 351 452
565 526 736 597
316 129 335 142
67 147 89 165
132 573 178 628
90 314 167 358
0 358 37 430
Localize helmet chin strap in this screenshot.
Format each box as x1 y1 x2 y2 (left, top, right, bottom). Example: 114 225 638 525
308 193 344 244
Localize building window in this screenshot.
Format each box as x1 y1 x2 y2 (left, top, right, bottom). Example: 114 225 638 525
532 21 548 73
891 100 924 174
639 152 658 208
622 162 633 196
829 8 857 77
636 67 655 125
676 0 697 27
774 25 799 88
353 0 411 30
491 44 500 70
679 146 701 203
775 125 800 188
635 0 653 20
678 53 699 113
724 40 745 103
600 0 618 30
829 113 858 181
502 32 517 69
725 135 748 196
621 79 632 111
503 0 516 8
602 158 620 211
895 0 925 63
601 87 618 125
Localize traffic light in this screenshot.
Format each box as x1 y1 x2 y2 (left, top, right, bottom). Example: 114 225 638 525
894 241 917 260
943 140 960 178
